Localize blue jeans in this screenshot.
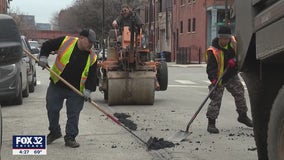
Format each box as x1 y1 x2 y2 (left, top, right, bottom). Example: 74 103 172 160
46 81 84 138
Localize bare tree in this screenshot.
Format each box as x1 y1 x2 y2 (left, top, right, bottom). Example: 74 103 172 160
8 9 37 38
50 12 59 30
56 0 120 39
54 0 145 43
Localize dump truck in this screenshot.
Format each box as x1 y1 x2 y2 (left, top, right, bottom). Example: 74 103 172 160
97 18 168 106
235 0 284 159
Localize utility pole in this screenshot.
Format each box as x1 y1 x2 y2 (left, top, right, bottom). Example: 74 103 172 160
153 0 156 53
225 0 230 26
102 0 105 60
149 0 152 51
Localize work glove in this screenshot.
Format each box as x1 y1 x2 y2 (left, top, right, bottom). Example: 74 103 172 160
227 58 236 68
83 89 92 102
210 79 217 85
38 56 49 69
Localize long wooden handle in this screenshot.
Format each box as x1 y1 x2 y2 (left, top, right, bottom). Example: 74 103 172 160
23 49 119 121
24 49 149 146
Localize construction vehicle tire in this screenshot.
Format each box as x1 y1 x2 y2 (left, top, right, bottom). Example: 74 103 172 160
104 90 108 101
157 61 168 91
268 85 284 160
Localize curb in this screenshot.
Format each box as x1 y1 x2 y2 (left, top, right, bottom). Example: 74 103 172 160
167 62 206 68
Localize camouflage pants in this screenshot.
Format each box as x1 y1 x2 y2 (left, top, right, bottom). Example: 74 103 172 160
206 75 248 120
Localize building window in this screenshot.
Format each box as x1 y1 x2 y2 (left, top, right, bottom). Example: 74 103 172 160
180 21 183 33
159 0 163 12
188 19 191 32
217 9 226 24
180 0 185 5
145 6 148 23
166 0 172 10
192 18 196 32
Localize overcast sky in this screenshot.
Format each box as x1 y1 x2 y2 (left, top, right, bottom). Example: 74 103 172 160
9 0 74 23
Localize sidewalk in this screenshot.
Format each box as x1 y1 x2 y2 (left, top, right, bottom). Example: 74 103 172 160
166 62 206 68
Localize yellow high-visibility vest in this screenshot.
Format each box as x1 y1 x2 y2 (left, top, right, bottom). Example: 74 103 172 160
50 36 97 92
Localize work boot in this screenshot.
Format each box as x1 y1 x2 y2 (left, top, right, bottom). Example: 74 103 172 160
64 136 80 148
47 131 62 145
207 118 219 134
238 113 253 127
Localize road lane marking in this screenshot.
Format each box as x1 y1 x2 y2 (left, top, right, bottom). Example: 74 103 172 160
174 80 197 84
168 85 207 88
169 84 247 90
203 80 211 84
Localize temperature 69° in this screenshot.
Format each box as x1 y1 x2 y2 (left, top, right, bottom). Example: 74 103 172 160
34 150 43 154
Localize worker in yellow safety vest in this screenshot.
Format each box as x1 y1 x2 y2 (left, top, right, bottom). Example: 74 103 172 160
38 28 98 148
205 26 253 134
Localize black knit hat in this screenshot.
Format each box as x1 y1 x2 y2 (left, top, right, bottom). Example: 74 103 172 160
218 26 231 38
80 29 96 43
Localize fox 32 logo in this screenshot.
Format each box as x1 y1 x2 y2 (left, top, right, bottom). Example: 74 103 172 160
12 135 46 155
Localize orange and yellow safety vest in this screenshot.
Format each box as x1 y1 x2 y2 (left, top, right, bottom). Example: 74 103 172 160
50 36 97 92
206 36 237 84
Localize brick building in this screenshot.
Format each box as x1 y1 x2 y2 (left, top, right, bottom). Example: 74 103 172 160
172 0 235 64
0 0 11 13
141 0 172 61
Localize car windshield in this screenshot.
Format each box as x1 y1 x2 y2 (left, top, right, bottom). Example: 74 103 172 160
29 41 39 48
99 49 108 54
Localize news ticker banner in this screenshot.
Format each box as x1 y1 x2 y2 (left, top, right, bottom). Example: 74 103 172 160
12 135 46 155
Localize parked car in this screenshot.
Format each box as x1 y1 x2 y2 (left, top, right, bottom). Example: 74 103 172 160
98 49 108 60
28 40 40 57
0 14 24 154
0 15 29 105
22 36 37 92
0 14 22 66
0 53 30 105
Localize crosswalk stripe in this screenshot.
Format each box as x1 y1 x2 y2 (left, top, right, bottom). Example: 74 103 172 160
203 80 211 84
169 84 247 90
171 79 247 89
168 85 207 88
175 80 197 84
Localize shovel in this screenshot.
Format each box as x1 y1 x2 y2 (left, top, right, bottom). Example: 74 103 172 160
23 49 151 148
168 68 228 142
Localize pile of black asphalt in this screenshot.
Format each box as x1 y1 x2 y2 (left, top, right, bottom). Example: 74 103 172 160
113 113 175 150
147 137 175 150
114 113 137 131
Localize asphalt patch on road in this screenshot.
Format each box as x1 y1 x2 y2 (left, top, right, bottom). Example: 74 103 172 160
113 113 175 150
114 113 137 131
147 137 175 150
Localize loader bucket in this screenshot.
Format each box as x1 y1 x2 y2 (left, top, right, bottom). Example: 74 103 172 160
107 71 155 105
